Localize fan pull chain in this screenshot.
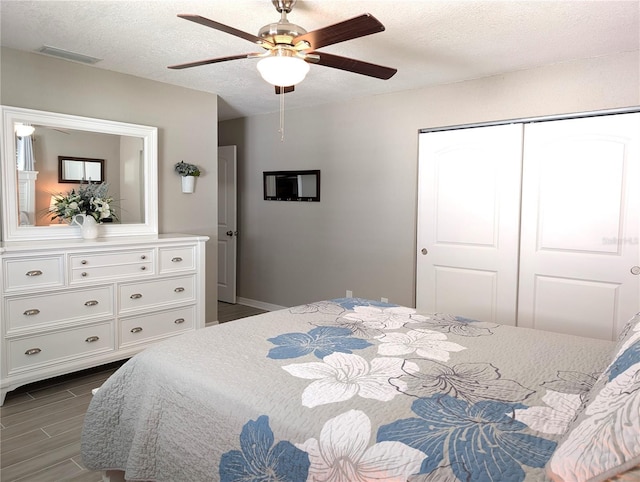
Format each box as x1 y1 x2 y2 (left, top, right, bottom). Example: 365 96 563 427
279 86 285 142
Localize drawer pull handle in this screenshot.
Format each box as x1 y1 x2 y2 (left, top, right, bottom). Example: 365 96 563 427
174 318 185 324
84 300 99 307
25 348 41 355
140 266 147 271
81 260 87 265
23 309 40 316
130 293 142 299
85 336 100 343
130 327 143 333
81 272 88 277
141 255 147 260
25 270 43 277
174 287 185 293
171 257 183 263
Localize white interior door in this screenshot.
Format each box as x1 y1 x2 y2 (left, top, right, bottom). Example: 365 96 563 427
518 113 640 340
416 124 523 324
217 145 237 303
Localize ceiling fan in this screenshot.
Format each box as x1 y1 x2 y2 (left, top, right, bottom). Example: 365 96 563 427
14 123 70 137
168 0 397 93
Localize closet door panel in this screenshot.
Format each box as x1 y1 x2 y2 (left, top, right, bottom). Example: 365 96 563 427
433 267 498 322
417 124 523 324
537 140 624 253
531 276 621 340
519 113 640 340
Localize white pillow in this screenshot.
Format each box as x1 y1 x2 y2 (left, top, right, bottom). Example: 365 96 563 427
546 313 640 482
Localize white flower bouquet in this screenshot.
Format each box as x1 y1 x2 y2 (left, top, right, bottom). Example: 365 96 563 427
49 182 118 223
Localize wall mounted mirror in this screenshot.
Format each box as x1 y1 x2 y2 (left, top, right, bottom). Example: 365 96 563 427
264 170 320 202
1 106 158 241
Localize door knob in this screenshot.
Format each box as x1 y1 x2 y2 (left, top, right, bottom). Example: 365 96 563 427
421 248 428 255
631 266 640 275
226 230 233 236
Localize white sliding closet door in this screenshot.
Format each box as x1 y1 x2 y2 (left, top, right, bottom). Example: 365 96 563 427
416 124 523 324
518 113 640 340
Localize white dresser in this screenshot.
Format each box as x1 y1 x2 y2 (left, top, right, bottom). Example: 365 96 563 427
0 234 208 405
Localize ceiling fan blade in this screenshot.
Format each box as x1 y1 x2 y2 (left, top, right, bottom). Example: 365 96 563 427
168 53 252 70
312 52 397 80
177 14 274 48
293 14 385 50
34 124 70 134
275 86 295 94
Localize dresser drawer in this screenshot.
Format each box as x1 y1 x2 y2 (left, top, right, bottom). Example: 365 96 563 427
119 275 195 313
7 322 114 375
120 305 195 347
71 263 153 282
70 250 154 269
6 286 114 332
159 246 195 273
70 250 154 282
3 256 64 291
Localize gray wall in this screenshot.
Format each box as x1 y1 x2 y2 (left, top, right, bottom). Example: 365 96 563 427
219 50 640 309
1 47 219 322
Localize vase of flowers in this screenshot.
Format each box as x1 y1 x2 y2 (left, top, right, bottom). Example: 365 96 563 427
49 182 117 239
174 161 201 193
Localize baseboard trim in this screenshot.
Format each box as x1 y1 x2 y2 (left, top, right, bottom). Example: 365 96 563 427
237 297 287 312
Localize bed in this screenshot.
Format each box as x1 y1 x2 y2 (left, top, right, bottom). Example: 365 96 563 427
81 298 640 481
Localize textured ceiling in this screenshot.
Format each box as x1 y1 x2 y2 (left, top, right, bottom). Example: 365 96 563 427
1 0 638 121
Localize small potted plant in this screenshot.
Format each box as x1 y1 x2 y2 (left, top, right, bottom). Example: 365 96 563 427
175 161 201 193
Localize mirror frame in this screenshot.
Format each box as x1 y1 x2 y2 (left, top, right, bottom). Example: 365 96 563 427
1 105 158 242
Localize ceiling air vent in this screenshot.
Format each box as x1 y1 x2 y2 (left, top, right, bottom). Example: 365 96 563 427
36 45 102 64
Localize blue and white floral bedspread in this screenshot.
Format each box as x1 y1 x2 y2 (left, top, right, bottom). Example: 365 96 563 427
81 298 614 481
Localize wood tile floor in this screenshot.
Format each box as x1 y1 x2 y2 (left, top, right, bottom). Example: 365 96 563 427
216 301 266 324
0 302 266 481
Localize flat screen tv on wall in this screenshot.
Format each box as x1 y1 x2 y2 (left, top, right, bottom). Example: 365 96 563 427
263 170 320 202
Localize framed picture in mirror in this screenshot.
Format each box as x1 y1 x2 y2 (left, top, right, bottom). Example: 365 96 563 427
58 156 105 183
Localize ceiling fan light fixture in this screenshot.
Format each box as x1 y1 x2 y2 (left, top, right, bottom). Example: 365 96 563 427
15 123 35 137
257 52 310 87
